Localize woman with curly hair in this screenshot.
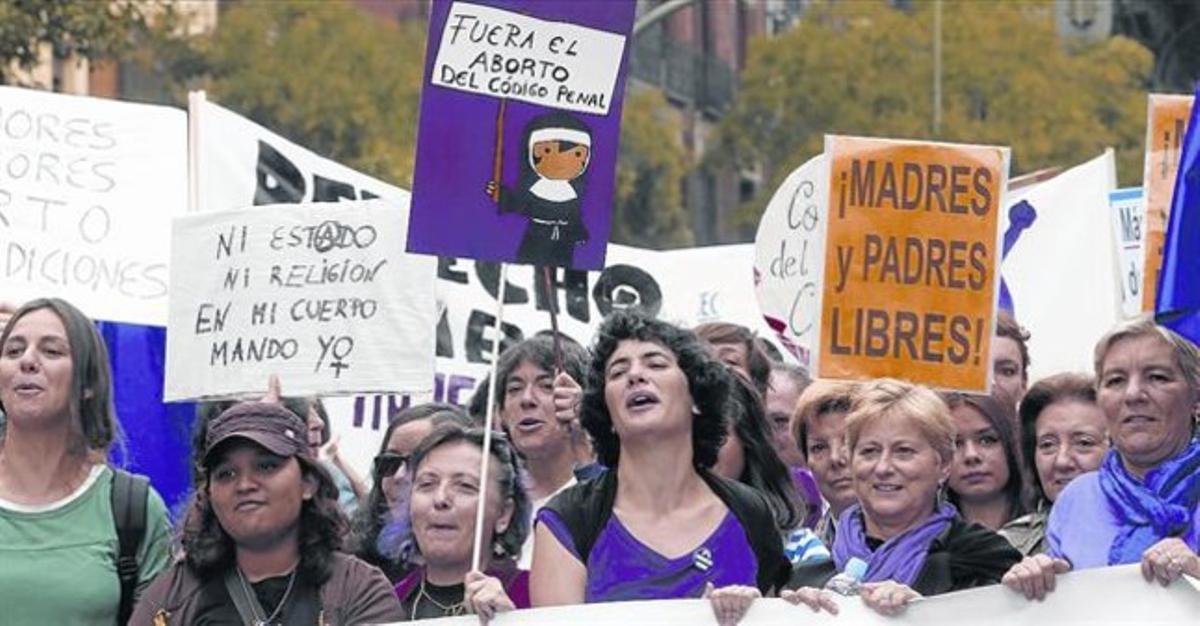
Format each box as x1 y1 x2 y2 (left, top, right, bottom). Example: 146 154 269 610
131 401 402 624
530 310 790 619
391 424 532 621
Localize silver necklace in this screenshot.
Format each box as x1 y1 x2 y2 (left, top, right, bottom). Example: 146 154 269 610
236 565 297 626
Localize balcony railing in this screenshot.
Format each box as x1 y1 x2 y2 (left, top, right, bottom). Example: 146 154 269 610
630 27 737 115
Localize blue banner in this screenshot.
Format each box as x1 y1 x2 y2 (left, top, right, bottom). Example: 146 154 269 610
1156 85 1200 343
100 321 196 518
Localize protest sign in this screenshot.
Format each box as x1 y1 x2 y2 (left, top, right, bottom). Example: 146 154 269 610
0 86 186 325
164 200 436 401
189 92 408 213
1000 150 1119 380
819 136 1007 392
402 565 1199 625
1109 187 1145 319
1141 93 1193 312
407 0 637 270
753 154 829 370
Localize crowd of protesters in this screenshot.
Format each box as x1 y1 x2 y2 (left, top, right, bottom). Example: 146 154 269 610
0 296 1197 625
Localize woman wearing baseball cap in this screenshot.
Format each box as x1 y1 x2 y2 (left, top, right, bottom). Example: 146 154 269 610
132 401 403 624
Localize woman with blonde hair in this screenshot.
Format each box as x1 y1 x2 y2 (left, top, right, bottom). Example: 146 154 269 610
786 379 1020 616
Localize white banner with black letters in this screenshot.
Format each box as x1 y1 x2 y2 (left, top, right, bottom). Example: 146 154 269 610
190 92 408 213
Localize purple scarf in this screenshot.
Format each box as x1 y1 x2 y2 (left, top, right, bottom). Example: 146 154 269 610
1099 438 1200 565
832 502 957 586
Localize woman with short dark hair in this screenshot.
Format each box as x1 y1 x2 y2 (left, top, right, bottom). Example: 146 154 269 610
792 379 859 546
131 402 402 624
390 424 532 620
530 310 789 614
1001 373 1108 555
351 403 473 582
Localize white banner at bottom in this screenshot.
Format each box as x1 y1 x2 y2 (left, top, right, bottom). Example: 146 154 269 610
398 565 1200 625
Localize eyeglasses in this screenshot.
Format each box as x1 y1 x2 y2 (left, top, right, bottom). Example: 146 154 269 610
373 451 410 479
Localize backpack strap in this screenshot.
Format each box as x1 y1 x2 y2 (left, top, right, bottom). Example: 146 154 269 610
111 468 150 626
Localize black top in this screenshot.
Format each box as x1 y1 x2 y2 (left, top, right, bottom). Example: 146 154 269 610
191 573 320 625
399 579 468 621
497 184 588 267
787 517 1022 596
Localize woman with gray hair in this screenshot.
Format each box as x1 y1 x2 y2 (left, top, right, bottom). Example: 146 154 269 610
1004 317 1200 599
391 424 532 621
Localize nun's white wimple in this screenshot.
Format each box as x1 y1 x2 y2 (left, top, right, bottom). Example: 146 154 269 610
530 128 591 148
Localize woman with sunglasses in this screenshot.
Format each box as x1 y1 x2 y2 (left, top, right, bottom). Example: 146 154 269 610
351 403 473 582
390 423 532 621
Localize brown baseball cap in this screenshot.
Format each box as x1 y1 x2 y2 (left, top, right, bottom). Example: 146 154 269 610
202 401 309 467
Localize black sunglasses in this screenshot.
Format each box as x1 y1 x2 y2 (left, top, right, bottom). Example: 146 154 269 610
373 451 410 479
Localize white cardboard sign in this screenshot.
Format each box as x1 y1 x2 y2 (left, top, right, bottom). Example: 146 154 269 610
164 200 435 401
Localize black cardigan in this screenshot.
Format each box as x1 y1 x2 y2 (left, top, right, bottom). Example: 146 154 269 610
543 468 792 595
788 516 1021 596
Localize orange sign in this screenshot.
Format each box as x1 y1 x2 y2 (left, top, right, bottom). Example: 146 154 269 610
1141 94 1194 312
820 136 1008 392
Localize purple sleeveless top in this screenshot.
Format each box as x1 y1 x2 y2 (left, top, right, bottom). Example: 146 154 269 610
537 509 758 603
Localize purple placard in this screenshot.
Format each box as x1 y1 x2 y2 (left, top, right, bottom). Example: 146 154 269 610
407 0 636 270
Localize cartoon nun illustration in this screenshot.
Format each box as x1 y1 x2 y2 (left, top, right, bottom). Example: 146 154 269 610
487 111 592 267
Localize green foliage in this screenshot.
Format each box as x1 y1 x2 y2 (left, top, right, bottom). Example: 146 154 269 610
196 2 425 188
613 88 693 247
0 0 157 83
716 1 1154 229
